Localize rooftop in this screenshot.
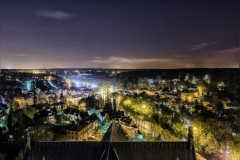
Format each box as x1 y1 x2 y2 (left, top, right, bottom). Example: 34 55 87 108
26 126 196 160
26 141 196 160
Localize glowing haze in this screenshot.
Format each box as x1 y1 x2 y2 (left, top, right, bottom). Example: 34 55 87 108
1 1 239 69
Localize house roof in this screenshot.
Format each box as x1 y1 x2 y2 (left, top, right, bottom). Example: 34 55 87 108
101 121 128 142
26 142 108 160
67 122 88 131
88 113 98 122
67 114 98 132
26 125 196 160
108 111 124 120
26 141 196 160
63 108 88 118
0 142 21 159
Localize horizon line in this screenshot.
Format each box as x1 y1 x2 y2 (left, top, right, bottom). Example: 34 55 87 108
0 67 239 70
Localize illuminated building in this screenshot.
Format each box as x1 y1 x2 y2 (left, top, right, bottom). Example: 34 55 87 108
63 108 88 122
66 94 83 107
47 96 56 105
66 114 98 141
13 96 34 109
33 106 56 124
180 91 199 102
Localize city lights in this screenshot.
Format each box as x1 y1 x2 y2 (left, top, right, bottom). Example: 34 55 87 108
0 68 239 159
0 0 239 158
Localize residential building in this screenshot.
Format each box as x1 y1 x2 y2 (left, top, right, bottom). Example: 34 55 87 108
66 94 83 107
66 114 98 141
180 91 199 102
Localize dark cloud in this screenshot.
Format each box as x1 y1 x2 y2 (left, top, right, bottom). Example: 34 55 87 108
189 42 218 51
3 53 27 57
36 10 74 20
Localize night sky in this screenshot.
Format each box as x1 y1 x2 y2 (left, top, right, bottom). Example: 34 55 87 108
1 1 239 69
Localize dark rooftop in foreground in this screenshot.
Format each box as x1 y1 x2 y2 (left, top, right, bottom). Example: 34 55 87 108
25 126 196 160
26 141 195 160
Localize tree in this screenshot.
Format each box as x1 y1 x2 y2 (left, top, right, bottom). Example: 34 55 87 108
23 106 37 119
191 75 196 84
112 98 116 111
193 104 206 115
103 101 112 112
161 106 173 118
11 101 20 111
205 118 232 158
231 136 240 160
55 114 63 125
197 82 207 96
171 122 186 138
126 81 133 90
12 109 24 126
203 74 211 84
215 100 224 117
193 118 219 155
138 77 148 89
32 123 53 141
37 91 48 104
212 91 218 102
152 113 159 123
172 112 182 123
155 75 162 88
7 114 13 130
86 96 98 109
194 99 199 106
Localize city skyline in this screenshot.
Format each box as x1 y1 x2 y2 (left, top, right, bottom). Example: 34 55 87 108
1 1 239 69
